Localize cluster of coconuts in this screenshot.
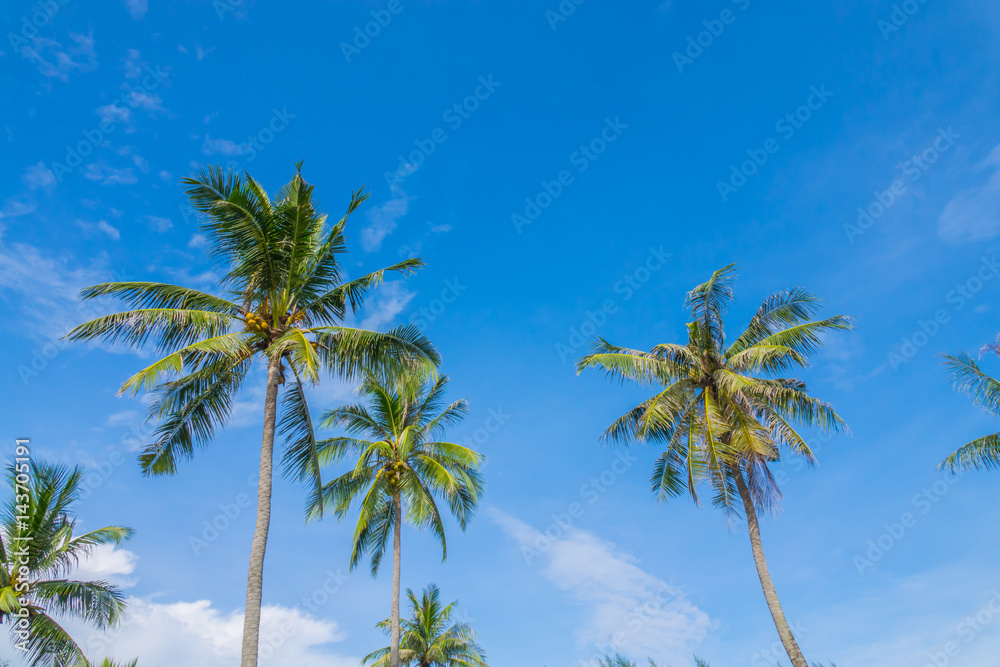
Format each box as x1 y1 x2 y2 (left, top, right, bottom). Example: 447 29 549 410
244 312 271 334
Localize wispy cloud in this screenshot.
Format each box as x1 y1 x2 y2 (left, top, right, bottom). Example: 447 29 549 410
77 219 122 241
202 135 247 158
124 0 148 19
148 216 173 233
83 162 138 185
361 191 409 252
22 162 56 191
23 32 98 81
358 281 416 330
938 143 1000 244
492 510 712 664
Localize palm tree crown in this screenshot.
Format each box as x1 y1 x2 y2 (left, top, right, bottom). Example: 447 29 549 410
310 371 484 573
67 165 436 483
363 584 488 667
577 264 851 515
0 461 132 667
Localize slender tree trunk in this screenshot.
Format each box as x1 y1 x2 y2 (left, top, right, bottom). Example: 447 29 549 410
732 465 808 667
390 492 402 667
240 354 283 667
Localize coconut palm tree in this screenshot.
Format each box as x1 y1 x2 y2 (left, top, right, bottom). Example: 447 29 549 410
577 265 852 667
65 165 439 667
940 348 1000 470
0 461 133 667
362 583 487 667
309 371 484 667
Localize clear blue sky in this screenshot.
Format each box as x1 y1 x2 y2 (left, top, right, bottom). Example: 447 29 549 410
3 1 1000 665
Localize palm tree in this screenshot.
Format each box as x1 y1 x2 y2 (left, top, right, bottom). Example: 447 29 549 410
0 461 133 666
940 347 1000 470
363 583 488 667
309 371 485 667
577 265 852 667
66 165 439 667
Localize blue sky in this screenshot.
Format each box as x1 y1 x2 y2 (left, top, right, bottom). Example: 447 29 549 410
3 0 1000 665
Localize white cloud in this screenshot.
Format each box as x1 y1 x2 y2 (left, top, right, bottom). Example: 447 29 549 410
195 43 215 61
492 510 711 664
159 170 174 183
188 233 209 249
97 103 132 126
122 49 144 79
23 32 98 81
124 0 148 19
148 216 173 232
73 598 356 667
22 162 56 191
0 545 357 667
360 192 409 252
0 242 109 342
73 544 140 589
106 410 139 427
202 135 248 158
938 143 1000 244
83 162 138 186
359 281 415 330
77 219 121 241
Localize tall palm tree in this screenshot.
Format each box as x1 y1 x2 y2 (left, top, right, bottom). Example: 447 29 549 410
940 347 1000 470
362 584 488 667
0 461 132 667
66 165 439 667
577 265 852 667
309 371 485 667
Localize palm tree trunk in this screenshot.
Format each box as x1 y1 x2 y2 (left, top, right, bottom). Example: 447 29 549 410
390 493 402 667
732 465 808 667
240 353 283 667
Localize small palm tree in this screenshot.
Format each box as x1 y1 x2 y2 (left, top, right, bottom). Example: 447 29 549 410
66 165 438 667
0 461 133 667
577 265 851 667
309 371 485 667
940 347 1000 470
363 584 487 667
